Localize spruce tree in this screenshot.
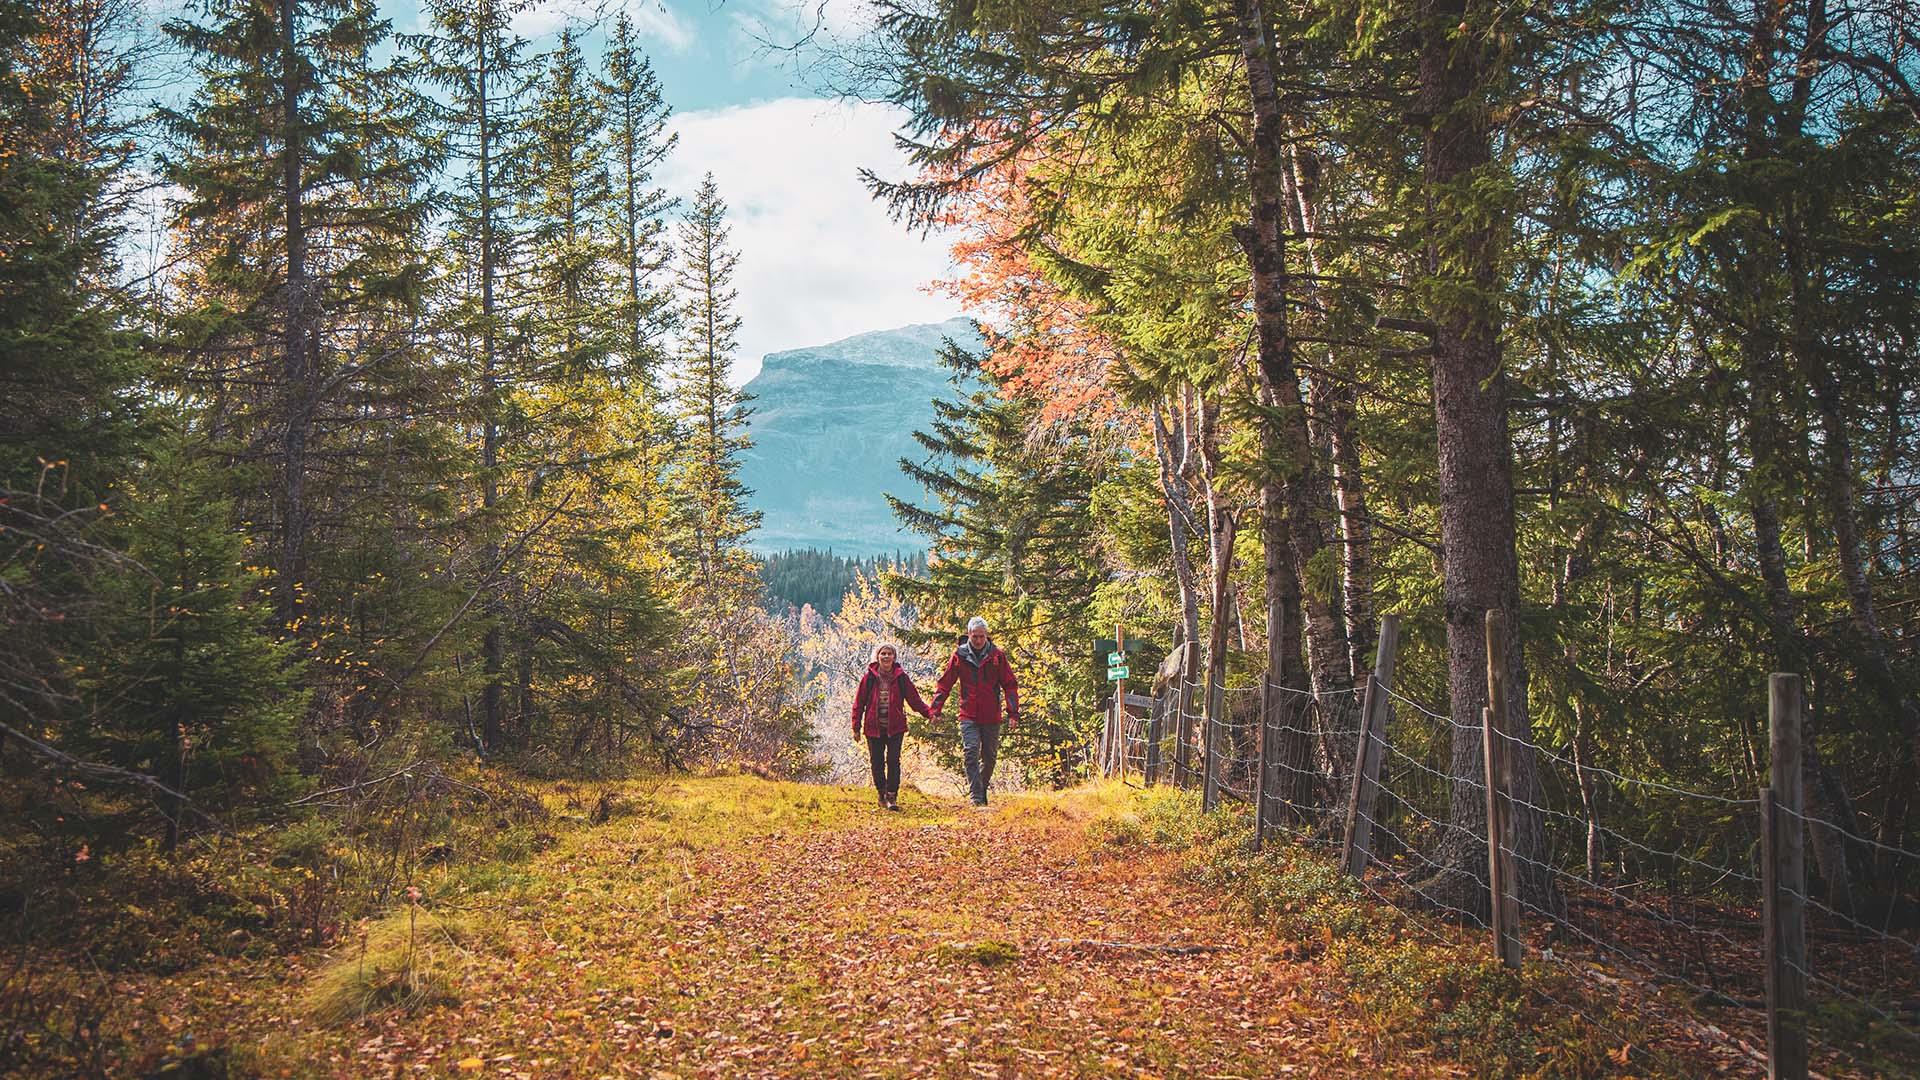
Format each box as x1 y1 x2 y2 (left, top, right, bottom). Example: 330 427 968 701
887 343 1103 784
412 0 533 752
159 0 436 629
599 12 679 386
0 0 143 762
86 430 307 848
518 27 621 380
670 174 760 590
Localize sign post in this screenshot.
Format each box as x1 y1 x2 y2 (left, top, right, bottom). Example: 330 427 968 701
1112 621 1125 777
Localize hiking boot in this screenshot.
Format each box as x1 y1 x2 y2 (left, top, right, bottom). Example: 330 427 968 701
971 801 991 812
885 788 901 811
878 790 889 809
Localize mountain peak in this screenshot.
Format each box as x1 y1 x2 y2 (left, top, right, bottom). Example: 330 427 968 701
740 319 978 556
755 317 982 374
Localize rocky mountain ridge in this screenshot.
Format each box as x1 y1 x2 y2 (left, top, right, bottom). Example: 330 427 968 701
738 317 979 557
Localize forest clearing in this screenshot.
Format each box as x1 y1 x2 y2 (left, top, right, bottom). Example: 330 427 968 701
0 774 1806 1078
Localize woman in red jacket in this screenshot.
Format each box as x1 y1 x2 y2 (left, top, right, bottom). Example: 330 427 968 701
851 643 932 811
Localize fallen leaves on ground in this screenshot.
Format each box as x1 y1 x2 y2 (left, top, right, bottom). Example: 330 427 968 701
6 777 1643 1076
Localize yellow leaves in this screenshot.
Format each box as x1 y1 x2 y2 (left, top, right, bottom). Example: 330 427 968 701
456 1056 484 1070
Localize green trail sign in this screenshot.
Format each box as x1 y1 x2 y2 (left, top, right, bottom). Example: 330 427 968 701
1092 637 1145 665
1107 651 1125 666
1107 664 1130 681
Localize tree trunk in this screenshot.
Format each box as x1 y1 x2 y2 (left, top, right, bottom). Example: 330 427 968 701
476 0 505 754
1155 398 1205 787
1748 368 1858 912
1196 394 1235 808
167 542 190 852
1324 379 1374 680
1230 0 1350 710
1154 400 1203 653
1282 140 1379 783
1261 497 1312 821
276 0 312 631
1738 0 1868 911
1572 702 1601 882
1414 0 1551 914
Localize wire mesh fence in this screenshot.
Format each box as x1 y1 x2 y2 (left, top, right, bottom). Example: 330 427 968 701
1095 617 1920 1077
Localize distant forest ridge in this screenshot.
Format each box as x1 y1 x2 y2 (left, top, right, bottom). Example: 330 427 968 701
760 548 928 617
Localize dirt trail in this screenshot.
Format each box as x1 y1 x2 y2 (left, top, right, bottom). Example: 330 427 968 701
512 795 1390 1079
92 782 1445 1077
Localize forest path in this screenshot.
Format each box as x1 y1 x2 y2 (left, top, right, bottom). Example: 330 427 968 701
267 779 1421 1078
77 778 1500 1077
623 796 1361 1079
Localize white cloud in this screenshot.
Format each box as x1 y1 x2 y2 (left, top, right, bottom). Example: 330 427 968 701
729 0 878 52
624 0 696 51
660 97 959 384
514 0 695 51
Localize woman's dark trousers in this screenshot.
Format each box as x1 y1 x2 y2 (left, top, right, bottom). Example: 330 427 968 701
867 733 902 798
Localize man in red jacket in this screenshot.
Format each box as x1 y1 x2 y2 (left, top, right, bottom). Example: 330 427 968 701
930 616 1021 808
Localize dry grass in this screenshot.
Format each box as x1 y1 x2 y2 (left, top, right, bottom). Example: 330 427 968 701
306 907 474 1026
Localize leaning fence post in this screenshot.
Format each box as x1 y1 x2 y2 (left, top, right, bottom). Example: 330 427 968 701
1202 671 1223 812
1483 610 1521 969
1252 678 1270 850
1145 692 1162 787
1341 614 1401 877
1173 643 1196 789
1764 672 1808 1080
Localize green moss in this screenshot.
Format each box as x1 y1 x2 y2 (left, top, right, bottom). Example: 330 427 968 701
934 939 1021 967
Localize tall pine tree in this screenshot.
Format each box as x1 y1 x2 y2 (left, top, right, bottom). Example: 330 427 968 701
598 12 678 386
412 0 532 752
159 0 438 648
669 173 759 590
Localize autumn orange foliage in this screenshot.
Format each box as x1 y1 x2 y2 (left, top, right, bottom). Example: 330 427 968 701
931 138 1129 428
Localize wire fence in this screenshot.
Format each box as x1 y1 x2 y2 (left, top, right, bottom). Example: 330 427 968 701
1097 621 1920 1078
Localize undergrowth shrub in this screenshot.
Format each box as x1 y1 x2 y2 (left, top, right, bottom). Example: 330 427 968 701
0 961 114 1078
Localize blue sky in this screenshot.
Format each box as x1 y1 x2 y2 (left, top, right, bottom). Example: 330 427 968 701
401 0 963 381
137 0 959 382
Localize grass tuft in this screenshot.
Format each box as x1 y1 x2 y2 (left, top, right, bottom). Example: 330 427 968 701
934 939 1022 967
307 908 471 1026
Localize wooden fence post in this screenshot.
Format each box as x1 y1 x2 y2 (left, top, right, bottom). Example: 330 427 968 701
1764 672 1808 1080
1201 673 1224 813
1252 678 1271 850
1341 615 1401 877
1174 642 1196 789
1484 610 1521 969
1145 690 1163 787
1113 620 1127 780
